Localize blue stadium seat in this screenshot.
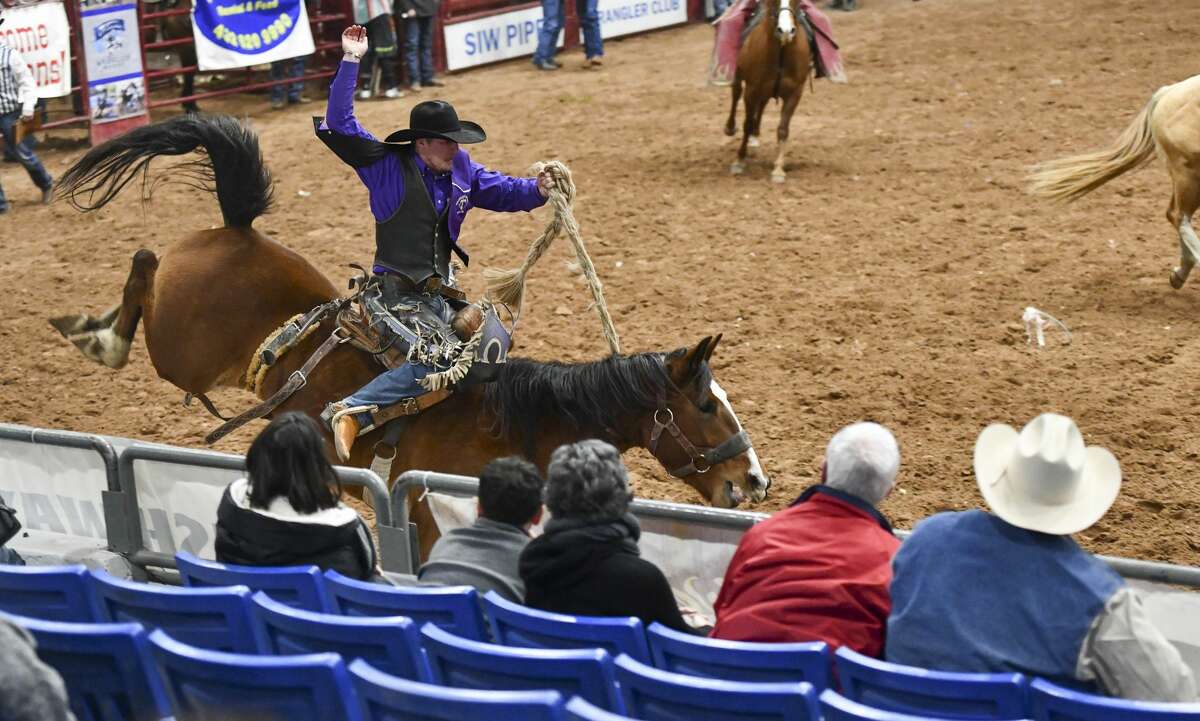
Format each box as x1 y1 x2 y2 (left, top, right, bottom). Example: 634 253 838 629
251 591 432 681
646 622 831 689
1029 678 1200 721
835 647 1029 720
90 570 268 653
176 551 334 612
1 610 169 721
348 657 568 721
484 591 651 662
0 564 101 622
324 569 488 641
613 653 820 721
147 628 364 721
420 622 624 712
820 689 1020 721
565 696 643 721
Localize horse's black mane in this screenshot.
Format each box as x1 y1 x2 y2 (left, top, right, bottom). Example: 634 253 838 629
484 352 682 446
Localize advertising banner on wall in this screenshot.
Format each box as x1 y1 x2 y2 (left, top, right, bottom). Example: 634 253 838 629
443 5 562 71
80 0 148 125
595 0 686 39
0 1 72 98
192 0 315 71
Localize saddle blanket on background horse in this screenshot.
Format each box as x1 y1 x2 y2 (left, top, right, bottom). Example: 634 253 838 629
710 0 846 86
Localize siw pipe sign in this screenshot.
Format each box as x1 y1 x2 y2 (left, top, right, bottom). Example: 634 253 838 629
443 0 685 71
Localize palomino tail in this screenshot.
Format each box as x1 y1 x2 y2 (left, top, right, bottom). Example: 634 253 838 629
1028 87 1165 202
57 114 273 228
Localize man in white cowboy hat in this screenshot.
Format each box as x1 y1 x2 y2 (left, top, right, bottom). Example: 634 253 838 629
886 413 1196 701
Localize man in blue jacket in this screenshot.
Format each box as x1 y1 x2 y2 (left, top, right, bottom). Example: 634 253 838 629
317 25 551 461
887 413 1195 701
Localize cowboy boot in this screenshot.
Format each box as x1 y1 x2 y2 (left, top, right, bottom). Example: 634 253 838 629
334 413 360 463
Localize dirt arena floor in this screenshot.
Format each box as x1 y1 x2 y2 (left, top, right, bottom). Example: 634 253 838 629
4 0 1200 565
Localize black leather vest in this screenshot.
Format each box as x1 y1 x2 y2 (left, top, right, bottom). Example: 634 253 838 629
374 149 452 286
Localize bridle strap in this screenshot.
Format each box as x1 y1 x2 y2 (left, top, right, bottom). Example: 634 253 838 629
647 396 754 479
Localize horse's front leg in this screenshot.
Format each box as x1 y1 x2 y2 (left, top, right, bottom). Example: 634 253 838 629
771 89 803 183
731 91 755 175
725 77 742 136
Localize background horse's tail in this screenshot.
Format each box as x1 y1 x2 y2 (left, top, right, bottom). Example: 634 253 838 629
57 113 273 228
1028 86 1166 202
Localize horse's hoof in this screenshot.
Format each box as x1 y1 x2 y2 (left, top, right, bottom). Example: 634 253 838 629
748 136 760 148
770 171 786 183
1170 269 1185 290
730 162 745 175
724 125 736 137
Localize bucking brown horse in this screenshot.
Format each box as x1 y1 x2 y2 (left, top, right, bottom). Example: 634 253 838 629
50 114 771 557
725 0 813 182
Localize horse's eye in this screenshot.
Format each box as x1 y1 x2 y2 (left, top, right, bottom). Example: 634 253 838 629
699 401 716 414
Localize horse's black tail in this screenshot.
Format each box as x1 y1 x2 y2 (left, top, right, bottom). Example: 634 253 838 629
57 113 273 228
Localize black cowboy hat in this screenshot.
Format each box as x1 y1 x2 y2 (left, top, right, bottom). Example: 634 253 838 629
385 100 486 144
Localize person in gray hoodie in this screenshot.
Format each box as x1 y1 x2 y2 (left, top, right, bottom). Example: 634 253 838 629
0 617 75 721
418 456 544 601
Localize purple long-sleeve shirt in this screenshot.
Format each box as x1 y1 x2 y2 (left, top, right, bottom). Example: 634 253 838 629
324 60 546 227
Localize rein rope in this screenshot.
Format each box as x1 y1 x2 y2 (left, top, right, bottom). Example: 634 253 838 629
484 161 622 355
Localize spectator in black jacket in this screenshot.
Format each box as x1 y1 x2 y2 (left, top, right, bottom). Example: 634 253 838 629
519 440 699 633
215 413 377 580
396 0 443 92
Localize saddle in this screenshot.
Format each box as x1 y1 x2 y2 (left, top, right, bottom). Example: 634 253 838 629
202 269 513 445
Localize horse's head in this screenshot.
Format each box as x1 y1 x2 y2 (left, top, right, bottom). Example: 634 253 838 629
769 0 798 45
646 336 770 508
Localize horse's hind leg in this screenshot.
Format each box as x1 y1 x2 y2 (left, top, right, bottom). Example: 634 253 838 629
50 249 158 368
771 89 804 183
1167 165 1200 289
747 97 767 152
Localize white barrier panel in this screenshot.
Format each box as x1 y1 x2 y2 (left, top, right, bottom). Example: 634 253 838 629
596 0 686 39
0 439 108 541
132 459 234 559
0 1 72 98
443 5 563 71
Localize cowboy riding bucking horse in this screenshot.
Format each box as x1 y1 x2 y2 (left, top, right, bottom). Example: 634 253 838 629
317 24 553 462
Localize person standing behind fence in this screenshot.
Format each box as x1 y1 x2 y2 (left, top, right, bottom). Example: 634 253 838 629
531 0 603 71
0 13 53 215
396 0 444 93
354 0 404 99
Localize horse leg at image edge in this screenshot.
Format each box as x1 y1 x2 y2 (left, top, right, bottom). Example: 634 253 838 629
1168 175 1200 289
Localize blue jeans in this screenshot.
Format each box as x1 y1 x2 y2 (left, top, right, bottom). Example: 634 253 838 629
270 57 306 103
533 0 564 63
576 0 603 59
340 292 451 425
0 110 52 212
405 16 435 86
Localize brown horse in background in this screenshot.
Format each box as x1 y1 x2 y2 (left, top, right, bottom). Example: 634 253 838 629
50 115 771 557
725 0 813 182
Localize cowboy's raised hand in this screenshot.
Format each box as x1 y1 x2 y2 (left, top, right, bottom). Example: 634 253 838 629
342 25 368 60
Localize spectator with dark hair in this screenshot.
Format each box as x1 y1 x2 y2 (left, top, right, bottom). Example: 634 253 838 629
711 422 901 656
215 412 378 580
519 440 698 633
0 617 75 721
888 413 1196 701
418 456 544 601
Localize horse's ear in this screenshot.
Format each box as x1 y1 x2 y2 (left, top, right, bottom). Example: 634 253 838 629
704 334 722 363
666 336 713 384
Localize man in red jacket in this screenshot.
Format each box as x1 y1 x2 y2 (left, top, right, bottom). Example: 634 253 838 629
711 422 901 657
